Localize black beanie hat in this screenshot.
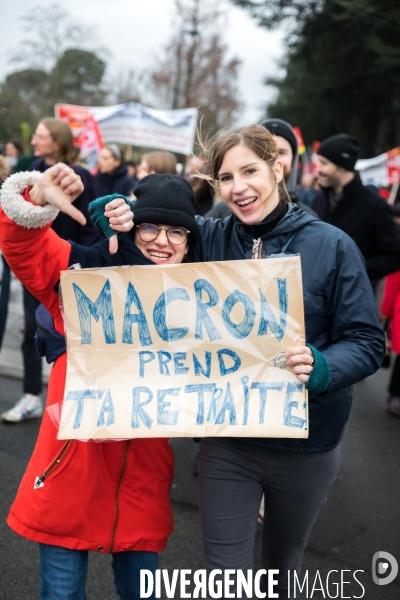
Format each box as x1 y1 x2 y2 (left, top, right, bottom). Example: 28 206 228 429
261 118 298 157
133 174 200 247
317 134 360 171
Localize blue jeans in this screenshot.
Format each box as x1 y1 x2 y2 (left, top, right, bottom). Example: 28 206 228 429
39 543 158 600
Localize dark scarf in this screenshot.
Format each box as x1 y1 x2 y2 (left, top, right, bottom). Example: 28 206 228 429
240 201 288 239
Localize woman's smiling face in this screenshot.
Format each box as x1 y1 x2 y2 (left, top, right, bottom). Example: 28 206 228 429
217 144 283 226
134 224 188 265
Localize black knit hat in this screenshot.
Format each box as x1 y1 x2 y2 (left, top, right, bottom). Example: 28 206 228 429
133 174 200 247
261 118 298 157
317 134 360 171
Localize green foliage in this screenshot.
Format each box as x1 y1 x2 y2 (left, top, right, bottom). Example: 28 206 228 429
231 0 400 155
51 49 107 106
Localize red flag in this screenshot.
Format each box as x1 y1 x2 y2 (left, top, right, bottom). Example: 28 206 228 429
293 126 306 155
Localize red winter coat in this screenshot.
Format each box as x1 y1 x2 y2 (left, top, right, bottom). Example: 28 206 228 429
0 189 174 554
381 271 400 354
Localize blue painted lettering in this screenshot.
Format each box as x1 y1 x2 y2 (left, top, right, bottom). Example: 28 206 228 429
122 282 152 346
221 290 256 339
194 279 222 341
206 386 223 422
241 376 250 425
184 383 216 425
251 382 285 424
73 280 116 344
174 352 189 375
97 390 115 427
139 351 155 378
193 351 212 378
283 382 306 428
157 388 180 426
215 382 237 425
65 389 104 429
258 279 288 341
158 351 172 375
153 288 189 341
131 386 153 429
217 348 241 375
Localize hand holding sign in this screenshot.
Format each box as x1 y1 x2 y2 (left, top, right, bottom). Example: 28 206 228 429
286 346 314 383
28 164 86 225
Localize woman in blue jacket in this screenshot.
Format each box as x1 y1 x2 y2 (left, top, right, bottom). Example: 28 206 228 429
98 124 385 598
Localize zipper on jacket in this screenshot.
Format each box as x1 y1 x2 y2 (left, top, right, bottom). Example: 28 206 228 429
109 440 131 552
34 440 72 489
251 238 261 260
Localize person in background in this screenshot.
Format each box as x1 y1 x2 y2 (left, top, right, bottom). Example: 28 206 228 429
312 133 400 291
5 139 34 173
94 143 135 198
1 117 101 423
126 159 138 189
298 172 320 207
136 151 177 180
4 139 23 173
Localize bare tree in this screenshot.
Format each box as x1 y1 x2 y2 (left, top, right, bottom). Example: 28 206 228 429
105 67 143 105
10 3 98 73
145 0 242 132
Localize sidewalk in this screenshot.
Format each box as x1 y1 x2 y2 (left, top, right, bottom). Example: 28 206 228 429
0 274 51 383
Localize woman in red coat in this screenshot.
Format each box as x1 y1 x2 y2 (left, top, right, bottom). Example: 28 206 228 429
381 271 400 416
0 164 200 600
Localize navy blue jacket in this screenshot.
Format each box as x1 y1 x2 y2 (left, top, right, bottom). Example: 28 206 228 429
191 205 385 452
94 163 135 199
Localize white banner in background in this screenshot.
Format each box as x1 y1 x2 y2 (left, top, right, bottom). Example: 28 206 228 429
356 147 400 187
89 102 198 155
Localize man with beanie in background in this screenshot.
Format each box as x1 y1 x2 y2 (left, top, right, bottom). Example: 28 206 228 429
313 133 400 290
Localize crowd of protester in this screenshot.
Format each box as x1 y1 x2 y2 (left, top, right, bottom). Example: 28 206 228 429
0 114 399 599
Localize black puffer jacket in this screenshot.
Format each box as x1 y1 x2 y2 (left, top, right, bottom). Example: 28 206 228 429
191 205 385 452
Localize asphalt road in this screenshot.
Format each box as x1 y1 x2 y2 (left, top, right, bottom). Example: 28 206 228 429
1 367 399 599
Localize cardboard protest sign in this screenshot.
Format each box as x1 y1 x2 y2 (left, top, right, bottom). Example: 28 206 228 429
58 257 308 440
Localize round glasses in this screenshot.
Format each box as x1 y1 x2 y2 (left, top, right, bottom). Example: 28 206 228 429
136 223 190 245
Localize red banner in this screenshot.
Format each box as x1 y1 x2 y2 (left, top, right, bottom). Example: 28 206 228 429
55 104 104 173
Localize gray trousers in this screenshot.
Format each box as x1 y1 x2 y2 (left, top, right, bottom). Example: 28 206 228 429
199 438 341 599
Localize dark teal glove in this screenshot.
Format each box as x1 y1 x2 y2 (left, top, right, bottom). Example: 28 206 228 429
305 343 331 397
88 194 131 240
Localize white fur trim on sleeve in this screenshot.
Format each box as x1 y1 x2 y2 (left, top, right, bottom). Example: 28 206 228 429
0 171 59 228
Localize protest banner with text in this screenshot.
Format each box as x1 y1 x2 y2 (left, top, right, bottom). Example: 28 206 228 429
58 257 308 440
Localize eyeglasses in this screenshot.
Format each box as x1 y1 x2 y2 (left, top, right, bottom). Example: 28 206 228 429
31 133 50 141
136 223 190 245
